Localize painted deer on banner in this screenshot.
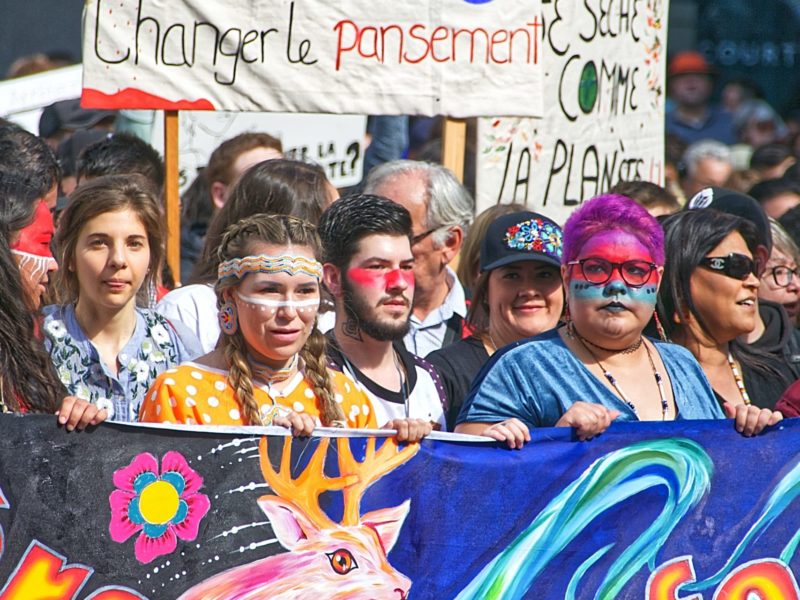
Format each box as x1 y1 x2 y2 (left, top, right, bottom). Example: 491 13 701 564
179 435 419 600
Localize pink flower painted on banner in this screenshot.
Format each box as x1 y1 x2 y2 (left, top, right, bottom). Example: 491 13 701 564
109 451 210 564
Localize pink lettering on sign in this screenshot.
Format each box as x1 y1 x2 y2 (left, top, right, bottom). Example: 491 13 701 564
333 19 541 71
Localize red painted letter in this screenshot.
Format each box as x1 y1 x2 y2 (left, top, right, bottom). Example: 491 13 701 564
0 541 91 600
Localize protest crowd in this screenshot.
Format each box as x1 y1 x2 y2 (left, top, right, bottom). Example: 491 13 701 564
2 44 800 447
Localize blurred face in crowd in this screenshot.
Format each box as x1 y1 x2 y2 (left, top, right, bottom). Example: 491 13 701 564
670 73 713 109
211 145 283 209
683 158 733 198
11 200 58 310
688 232 760 343
326 233 415 341
759 247 800 320
564 230 661 346
487 261 563 346
72 208 150 316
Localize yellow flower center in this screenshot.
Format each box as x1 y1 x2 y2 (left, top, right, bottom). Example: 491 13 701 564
139 480 180 524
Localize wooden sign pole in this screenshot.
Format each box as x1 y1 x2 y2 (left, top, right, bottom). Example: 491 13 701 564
163 110 181 285
441 117 467 183
441 117 468 271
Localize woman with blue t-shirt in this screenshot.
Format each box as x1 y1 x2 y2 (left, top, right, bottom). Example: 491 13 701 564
43 175 200 422
456 194 782 447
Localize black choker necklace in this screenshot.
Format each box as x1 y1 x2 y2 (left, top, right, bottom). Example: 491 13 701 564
568 323 643 354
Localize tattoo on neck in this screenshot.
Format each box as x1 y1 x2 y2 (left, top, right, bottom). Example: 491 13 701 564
342 318 362 341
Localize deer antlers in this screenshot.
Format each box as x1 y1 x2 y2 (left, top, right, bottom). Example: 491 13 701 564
258 436 419 528
338 437 418 526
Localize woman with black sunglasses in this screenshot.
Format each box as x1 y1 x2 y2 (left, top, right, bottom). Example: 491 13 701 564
456 195 779 448
658 209 795 411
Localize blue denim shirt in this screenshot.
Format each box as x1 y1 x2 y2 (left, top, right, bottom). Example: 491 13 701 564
458 329 724 427
42 304 200 422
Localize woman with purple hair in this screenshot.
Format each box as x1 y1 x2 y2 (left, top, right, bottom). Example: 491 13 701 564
456 194 781 447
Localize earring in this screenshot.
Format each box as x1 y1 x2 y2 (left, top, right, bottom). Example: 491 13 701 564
218 300 238 336
653 310 668 342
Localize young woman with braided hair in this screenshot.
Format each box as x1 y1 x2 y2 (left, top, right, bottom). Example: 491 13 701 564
140 214 376 432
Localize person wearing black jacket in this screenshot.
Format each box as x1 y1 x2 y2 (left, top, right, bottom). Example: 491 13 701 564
427 211 564 429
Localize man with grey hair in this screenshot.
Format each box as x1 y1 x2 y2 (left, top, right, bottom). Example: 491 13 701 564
364 160 474 356
681 139 734 198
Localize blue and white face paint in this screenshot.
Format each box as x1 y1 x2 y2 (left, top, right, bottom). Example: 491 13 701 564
565 230 662 343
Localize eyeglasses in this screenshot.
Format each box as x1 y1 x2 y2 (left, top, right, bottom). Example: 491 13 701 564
700 253 757 280
411 226 443 246
567 258 657 287
765 265 800 287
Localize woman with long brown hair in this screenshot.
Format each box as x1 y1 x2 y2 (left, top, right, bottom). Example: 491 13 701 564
42 174 198 422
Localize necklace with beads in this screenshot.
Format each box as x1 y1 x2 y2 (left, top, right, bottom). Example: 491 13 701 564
569 323 670 420
248 353 299 386
726 352 751 405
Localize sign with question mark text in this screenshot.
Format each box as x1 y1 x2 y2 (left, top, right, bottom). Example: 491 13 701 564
165 111 367 190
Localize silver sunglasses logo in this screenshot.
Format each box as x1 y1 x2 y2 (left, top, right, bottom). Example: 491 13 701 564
708 257 726 270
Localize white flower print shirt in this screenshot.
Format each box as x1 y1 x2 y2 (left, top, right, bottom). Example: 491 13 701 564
42 304 201 422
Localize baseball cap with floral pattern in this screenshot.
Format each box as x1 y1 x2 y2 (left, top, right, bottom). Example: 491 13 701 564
480 211 563 272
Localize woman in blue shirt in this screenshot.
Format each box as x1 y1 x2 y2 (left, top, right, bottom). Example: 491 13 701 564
456 194 782 447
43 174 199 422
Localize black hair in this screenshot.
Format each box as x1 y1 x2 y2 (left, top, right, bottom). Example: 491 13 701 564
317 193 413 269
0 174 64 412
192 159 330 284
657 209 784 381
0 128 60 200
608 180 681 212
76 132 165 192
749 143 793 171
748 177 800 205
778 204 800 249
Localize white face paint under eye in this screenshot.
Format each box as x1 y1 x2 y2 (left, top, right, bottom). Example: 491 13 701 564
11 250 57 282
236 292 320 314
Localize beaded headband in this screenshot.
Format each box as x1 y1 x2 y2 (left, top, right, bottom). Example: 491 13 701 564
218 254 323 281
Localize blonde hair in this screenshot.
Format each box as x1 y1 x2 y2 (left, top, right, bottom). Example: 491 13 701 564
215 214 344 426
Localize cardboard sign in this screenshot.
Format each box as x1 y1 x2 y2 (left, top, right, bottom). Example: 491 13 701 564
476 0 667 222
172 111 366 189
81 0 544 117
0 65 83 133
2 416 800 599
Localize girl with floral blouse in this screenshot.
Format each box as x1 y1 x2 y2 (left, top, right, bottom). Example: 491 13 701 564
42 174 199 422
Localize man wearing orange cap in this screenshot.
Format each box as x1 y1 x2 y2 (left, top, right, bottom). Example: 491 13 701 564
665 51 736 146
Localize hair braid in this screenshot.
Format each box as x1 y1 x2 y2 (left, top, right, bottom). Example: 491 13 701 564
300 327 345 426
221 331 262 425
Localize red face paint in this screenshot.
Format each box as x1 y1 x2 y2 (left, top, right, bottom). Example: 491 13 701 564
572 231 658 285
12 201 55 258
347 267 415 291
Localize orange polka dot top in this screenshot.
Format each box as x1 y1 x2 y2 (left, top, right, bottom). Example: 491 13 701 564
139 362 377 428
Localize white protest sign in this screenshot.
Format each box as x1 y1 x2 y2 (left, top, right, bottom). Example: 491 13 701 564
163 112 366 190
81 0 543 118
476 0 667 223
0 65 83 133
